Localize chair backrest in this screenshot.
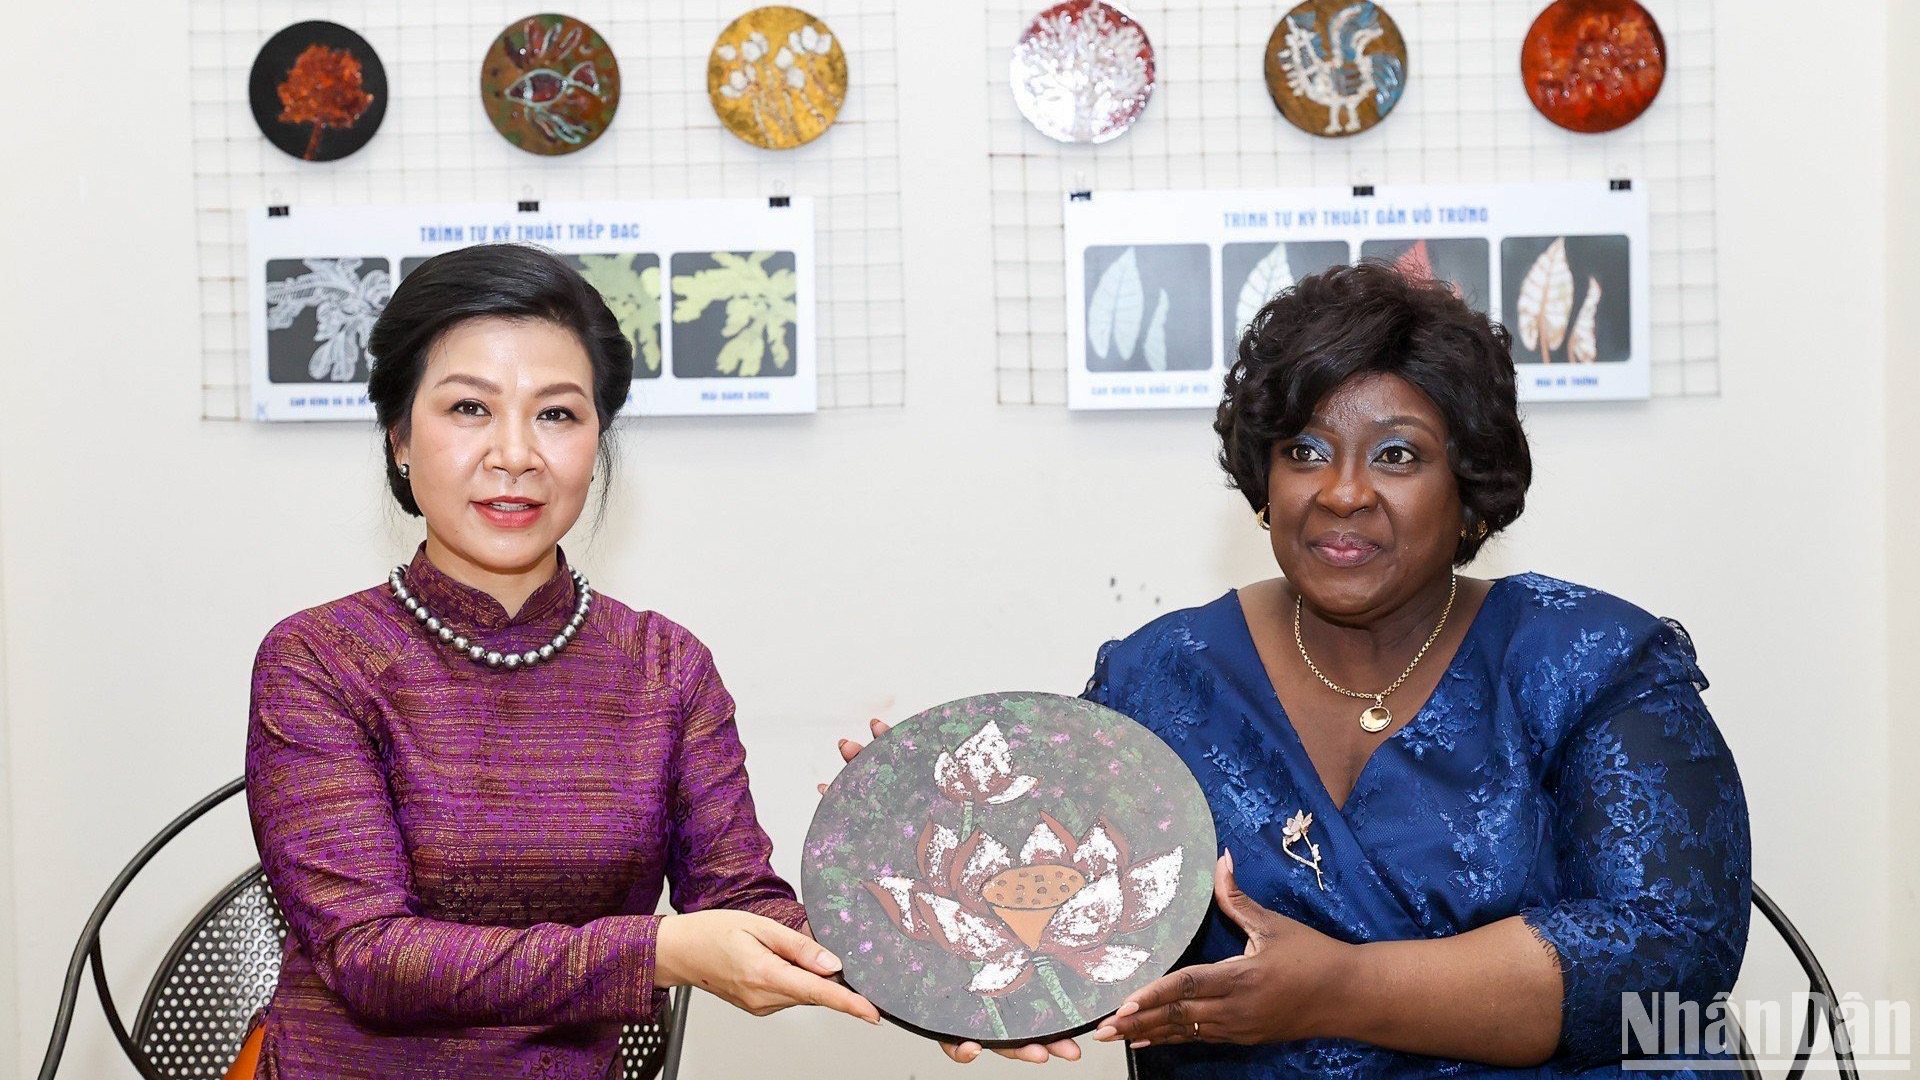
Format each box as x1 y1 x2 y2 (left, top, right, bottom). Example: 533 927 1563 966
1730 884 1860 1080
130 868 286 1078
39 777 692 1080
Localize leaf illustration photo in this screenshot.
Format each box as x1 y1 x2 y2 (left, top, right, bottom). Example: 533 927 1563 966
1142 289 1169 371
264 257 391 383
1515 237 1575 362
1393 239 1435 282
1567 276 1601 364
1088 248 1144 362
1236 244 1294 340
671 251 798 378
575 255 662 374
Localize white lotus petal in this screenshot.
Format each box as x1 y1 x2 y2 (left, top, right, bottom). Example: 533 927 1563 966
717 44 737 60
922 823 959 879
870 875 919 932
953 722 1017 792
786 67 806 89
774 46 794 69
728 70 749 90
959 834 1013 899
1080 944 1151 983
923 893 1022 962
1123 849 1183 928
1019 820 1071 865
969 954 1032 993
1072 825 1121 878
718 84 741 98
812 32 832 54
1042 873 1123 950
984 774 1038 805
933 751 963 795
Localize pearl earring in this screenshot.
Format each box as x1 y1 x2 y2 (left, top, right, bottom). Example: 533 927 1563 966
398 463 410 480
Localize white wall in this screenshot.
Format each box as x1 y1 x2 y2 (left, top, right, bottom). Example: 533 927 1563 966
0 2 1903 1077
1886 0 1920 1016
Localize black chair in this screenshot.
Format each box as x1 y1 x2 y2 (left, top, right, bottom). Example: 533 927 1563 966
1728 884 1859 1080
38 777 692 1080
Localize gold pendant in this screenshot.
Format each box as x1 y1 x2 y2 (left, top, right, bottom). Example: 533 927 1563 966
1360 704 1392 733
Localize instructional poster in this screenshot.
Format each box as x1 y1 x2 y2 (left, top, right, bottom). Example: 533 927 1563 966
1064 182 1652 409
248 198 817 421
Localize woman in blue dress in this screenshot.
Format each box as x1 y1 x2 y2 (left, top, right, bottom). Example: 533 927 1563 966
845 261 1749 1076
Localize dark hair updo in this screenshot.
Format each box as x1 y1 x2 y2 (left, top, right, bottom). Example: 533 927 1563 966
1213 260 1532 564
365 244 633 516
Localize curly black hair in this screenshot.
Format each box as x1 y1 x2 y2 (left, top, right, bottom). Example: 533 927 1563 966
1214 260 1531 564
365 244 633 517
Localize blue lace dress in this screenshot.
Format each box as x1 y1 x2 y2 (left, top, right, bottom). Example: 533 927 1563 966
1084 574 1751 1079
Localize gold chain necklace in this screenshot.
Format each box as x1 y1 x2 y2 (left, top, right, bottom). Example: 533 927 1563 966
1293 574 1457 733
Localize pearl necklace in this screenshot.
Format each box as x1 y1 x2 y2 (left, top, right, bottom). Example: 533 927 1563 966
388 564 592 670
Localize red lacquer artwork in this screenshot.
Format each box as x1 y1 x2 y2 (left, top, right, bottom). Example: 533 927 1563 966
278 45 374 160
1520 0 1665 134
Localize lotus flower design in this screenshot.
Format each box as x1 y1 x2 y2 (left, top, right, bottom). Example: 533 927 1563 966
932 721 1038 806
864 812 1183 1002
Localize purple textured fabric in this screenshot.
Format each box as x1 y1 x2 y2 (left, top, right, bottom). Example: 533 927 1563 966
245 544 805 1079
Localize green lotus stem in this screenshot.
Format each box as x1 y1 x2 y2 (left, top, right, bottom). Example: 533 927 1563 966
982 991 1009 1040
1033 957 1083 1027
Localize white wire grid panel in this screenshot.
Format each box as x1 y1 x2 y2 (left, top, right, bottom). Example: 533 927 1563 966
987 0 1717 406
191 0 905 420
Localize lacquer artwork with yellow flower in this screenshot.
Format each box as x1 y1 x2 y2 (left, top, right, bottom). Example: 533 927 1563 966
803 693 1215 1043
707 6 848 150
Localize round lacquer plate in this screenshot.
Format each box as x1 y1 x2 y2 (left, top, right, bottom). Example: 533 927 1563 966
1009 1 1156 145
480 13 621 155
803 692 1215 1044
707 6 849 150
249 21 387 162
1263 1 1408 138
1520 0 1666 134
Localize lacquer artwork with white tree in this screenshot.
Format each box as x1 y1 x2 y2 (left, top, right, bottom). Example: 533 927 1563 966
1011 1 1155 144
669 252 797 378
862 721 1186 1033
264 258 391 382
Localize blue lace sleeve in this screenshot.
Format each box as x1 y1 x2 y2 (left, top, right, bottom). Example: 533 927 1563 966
1082 638 1125 709
1520 618 1752 1071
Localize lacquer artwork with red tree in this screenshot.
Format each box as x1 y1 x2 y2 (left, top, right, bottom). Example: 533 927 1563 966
277 44 374 160
861 721 1185 1029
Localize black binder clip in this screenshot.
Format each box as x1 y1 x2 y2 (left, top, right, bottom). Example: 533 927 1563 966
769 195 791 208
1069 190 1092 202
1352 185 1375 197
1609 179 1633 191
517 200 541 212
267 205 290 218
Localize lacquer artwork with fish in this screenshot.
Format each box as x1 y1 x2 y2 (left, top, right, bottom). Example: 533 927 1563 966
803 693 1214 1043
481 14 620 154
